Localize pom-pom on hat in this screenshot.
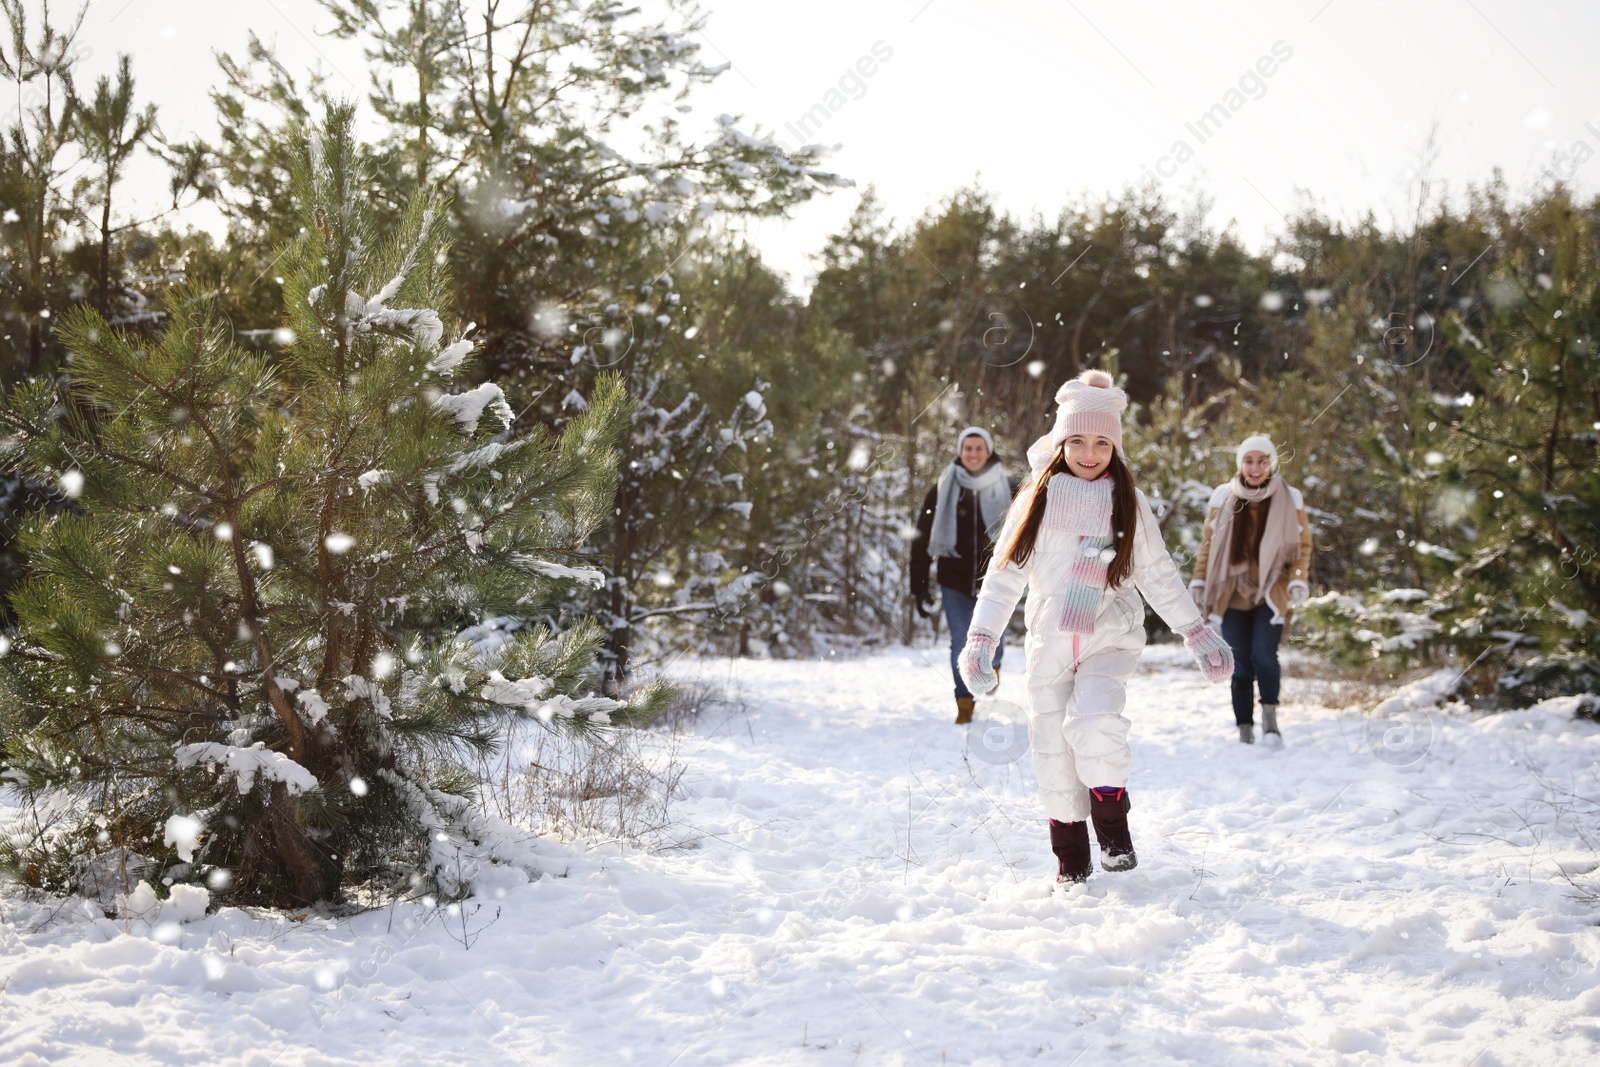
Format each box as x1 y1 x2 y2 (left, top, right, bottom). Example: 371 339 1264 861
1026 369 1129 472
1236 433 1279 472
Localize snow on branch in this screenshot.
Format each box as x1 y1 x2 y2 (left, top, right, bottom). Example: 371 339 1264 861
537 694 624 725
432 383 514 434
445 438 527 474
304 212 476 374
479 670 552 708
344 675 393 720
345 291 444 347
374 767 548 897
175 742 319 796
428 339 475 375
518 557 606 587
1372 670 1465 718
478 668 623 725
367 208 435 308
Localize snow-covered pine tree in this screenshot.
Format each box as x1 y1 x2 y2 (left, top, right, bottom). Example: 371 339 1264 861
1432 202 1600 692
765 412 908 651
1298 197 1600 690
205 0 847 427
0 104 664 907
595 267 772 685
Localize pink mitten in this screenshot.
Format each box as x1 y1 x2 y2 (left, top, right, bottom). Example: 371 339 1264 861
958 628 1000 696
1180 620 1233 685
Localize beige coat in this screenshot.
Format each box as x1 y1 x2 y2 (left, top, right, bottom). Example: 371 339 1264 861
1189 481 1314 626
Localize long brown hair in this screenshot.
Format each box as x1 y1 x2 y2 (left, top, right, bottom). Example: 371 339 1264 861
996 445 1140 588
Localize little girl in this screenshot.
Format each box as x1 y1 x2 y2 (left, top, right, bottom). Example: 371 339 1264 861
957 370 1233 885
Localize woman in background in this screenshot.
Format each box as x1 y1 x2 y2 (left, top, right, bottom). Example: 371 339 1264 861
1189 434 1314 746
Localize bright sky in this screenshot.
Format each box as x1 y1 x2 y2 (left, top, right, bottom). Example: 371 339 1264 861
62 0 1600 293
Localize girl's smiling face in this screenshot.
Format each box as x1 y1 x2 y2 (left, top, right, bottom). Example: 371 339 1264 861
1063 434 1114 479
1240 449 1273 487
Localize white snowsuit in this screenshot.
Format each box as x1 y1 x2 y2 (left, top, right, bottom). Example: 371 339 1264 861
970 488 1202 823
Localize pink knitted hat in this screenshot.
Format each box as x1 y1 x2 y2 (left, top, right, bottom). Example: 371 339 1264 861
1027 369 1128 471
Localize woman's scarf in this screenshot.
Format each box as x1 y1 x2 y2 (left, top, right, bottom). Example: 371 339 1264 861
1044 473 1115 635
927 458 1012 561
1203 474 1301 616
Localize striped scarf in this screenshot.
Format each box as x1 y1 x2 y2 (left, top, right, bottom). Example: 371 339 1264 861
1043 473 1115 635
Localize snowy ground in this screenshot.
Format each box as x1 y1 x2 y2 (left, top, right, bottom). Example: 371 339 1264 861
3 645 1600 1066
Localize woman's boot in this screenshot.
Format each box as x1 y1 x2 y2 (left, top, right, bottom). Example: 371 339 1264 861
1049 818 1093 884
1260 704 1282 747
1089 787 1137 871
955 696 974 725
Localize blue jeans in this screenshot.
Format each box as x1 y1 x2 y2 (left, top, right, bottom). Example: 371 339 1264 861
943 586 1004 698
1221 603 1282 726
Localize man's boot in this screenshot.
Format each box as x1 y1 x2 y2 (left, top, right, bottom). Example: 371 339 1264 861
1261 704 1282 747
1049 818 1093 884
1088 787 1137 871
955 696 974 725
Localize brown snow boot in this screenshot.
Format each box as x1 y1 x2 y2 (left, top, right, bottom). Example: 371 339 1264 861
1089 787 1137 872
1049 818 1093 884
955 696 975 725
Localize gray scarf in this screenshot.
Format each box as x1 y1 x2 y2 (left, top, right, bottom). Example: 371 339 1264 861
929 459 1011 560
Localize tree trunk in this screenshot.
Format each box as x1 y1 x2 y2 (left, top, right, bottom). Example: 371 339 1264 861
98 177 113 317
1069 296 1093 375
240 781 344 906
607 464 635 693
28 184 44 374
1544 374 1564 488
903 408 919 645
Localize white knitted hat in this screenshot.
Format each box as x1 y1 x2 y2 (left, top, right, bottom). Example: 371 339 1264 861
1236 434 1278 472
1026 369 1128 472
956 426 994 455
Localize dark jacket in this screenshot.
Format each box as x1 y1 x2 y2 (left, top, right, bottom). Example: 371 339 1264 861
910 462 1013 601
